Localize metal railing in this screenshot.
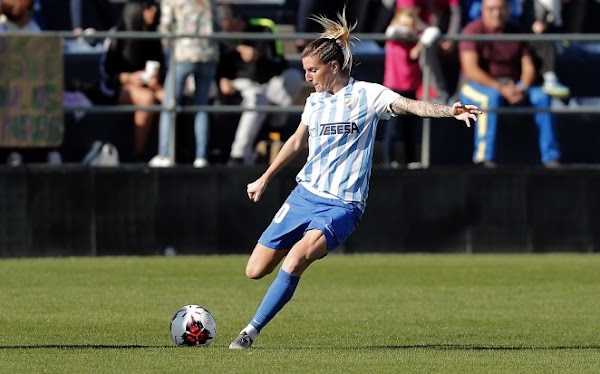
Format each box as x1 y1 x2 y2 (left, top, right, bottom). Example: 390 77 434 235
3 30 600 165
10 29 600 116
7 32 600 108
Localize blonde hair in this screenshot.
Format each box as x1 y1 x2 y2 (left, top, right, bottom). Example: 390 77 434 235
301 7 357 75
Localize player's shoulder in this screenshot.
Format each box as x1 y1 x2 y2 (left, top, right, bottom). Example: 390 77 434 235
351 79 389 93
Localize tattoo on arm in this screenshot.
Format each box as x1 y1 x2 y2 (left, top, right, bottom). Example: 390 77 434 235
391 97 453 118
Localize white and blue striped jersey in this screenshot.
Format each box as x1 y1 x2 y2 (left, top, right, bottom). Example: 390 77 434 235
297 78 400 211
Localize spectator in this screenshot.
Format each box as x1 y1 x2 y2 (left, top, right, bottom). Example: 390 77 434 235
396 0 463 104
399 0 463 53
463 0 521 22
382 8 437 167
458 0 560 167
0 0 40 31
148 0 219 168
216 4 304 165
99 0 165 161
462 0 570 98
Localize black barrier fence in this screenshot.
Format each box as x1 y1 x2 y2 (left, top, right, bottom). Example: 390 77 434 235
0 164 599 258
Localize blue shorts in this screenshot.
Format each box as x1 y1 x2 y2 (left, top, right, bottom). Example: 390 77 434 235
258 184 363 251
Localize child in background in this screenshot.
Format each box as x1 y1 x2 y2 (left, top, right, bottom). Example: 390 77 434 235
387 8 441 62
382 8 441 167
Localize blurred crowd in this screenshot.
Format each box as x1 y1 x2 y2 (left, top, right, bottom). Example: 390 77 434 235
0 0 597 167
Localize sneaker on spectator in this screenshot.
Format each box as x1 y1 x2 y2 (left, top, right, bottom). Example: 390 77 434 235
542 78 570 98
148 155 173 167
193 158 208 168
542 71 570 96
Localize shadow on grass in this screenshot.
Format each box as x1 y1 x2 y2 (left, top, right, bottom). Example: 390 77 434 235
0 345 172 350
371 344 600 350
2 344 599 351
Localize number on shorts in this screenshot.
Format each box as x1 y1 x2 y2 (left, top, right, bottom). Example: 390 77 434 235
273 203 290 223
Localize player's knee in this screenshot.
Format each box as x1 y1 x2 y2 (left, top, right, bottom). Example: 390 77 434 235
245 264 271 280
281 255 314 276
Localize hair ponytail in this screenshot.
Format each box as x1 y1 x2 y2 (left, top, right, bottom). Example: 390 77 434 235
302 7 357 75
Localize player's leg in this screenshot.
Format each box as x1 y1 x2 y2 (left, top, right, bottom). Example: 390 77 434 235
248 196 361 331
281 229 328 276
247 231 327 331
230 188 362 349
229 243 294 350
230 231 327 350
230 188 307 349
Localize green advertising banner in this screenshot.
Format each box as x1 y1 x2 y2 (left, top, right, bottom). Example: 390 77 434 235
0 35 64 147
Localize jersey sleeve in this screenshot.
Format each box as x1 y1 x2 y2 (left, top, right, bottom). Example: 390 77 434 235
371 84 401 120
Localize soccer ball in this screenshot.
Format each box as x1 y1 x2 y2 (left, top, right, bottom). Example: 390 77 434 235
170 305 217 347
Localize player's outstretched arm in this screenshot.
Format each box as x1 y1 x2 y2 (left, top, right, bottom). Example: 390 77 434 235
247 123 309 203
390 97 481 127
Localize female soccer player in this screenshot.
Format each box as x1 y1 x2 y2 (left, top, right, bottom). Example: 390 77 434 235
229 8 481 349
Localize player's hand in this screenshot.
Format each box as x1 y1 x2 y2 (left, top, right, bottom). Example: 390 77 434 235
247 177 268 203
450 101 482 128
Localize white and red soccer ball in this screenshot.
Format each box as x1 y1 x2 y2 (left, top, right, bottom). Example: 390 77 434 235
170 305 217 347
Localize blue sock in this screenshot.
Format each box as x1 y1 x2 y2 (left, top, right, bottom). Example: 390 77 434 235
249 268 300 332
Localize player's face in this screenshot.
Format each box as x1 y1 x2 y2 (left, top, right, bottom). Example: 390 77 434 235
302 55 338 94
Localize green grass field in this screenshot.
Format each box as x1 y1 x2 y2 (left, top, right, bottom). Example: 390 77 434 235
1 254 599 373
